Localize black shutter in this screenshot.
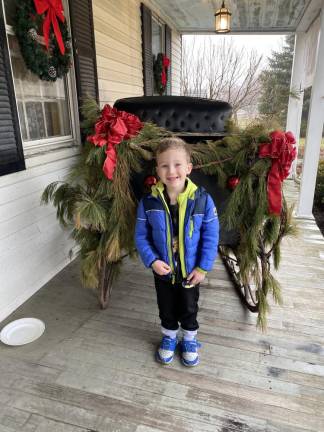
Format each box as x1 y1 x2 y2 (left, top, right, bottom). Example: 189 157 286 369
165 24 172 95
68 0 99 113
0 4 25 177
141 3 153 96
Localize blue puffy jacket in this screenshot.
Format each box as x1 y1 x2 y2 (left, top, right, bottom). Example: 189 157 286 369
135 178 219 281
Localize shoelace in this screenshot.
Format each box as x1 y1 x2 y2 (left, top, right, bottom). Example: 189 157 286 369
161 336 177 350
181 340 202 352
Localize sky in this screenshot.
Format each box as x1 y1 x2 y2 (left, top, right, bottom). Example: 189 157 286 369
183 34 287 68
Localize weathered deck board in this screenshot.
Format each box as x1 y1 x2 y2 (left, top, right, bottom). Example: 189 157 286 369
0 179 324 431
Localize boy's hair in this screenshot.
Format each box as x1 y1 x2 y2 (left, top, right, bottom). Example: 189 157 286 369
156 137 191 162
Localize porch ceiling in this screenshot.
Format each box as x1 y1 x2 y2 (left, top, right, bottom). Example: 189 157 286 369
152 0 322 34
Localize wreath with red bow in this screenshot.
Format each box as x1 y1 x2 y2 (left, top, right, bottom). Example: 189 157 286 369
87 105 143 180
153 53 170 95
14 0 72 81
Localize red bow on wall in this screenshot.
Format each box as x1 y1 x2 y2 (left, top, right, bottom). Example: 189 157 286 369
161 55 170 87
33 0 66 55
87 105 143 180
259 130 297 215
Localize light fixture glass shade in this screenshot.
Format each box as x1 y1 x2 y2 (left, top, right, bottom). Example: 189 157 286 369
215 1 232 33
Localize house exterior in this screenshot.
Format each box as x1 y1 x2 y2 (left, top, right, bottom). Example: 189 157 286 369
1 0 323 323
0 0 181 322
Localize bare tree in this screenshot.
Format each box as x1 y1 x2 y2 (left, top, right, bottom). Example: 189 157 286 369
182 37 263 119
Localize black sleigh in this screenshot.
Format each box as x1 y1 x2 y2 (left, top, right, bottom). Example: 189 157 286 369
113 96 259 313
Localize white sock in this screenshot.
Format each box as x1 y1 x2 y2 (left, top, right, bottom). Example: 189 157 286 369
181 328 197 341
161 326 178 340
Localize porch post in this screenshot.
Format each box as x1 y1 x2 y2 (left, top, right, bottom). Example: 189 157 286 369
286 32 306 178
297 8 324 218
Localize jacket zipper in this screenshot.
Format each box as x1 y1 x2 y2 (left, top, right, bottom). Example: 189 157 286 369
157 191 176 283
180 200 195 279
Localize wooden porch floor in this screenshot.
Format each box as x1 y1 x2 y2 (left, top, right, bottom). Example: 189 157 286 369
1 179 324 432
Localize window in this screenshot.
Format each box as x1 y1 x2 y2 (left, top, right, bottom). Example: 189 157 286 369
152 17 164 58
141 4 171 96
3 0 78 156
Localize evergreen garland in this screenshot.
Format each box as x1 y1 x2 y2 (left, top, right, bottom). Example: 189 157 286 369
42 100 297 330
14 0 72 81
153 53 170 95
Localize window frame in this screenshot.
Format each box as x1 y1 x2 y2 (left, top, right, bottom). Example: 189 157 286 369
2 0 80 158
152 14 165 57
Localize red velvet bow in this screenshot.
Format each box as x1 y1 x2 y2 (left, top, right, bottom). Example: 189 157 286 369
259 130 297 215
161 55 170 87
33 0 65 55
87 105 143 180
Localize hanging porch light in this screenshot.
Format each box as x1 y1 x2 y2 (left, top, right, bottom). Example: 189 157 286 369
215 1 232 33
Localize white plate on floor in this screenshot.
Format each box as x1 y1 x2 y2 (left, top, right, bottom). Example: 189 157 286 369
0 318 45 346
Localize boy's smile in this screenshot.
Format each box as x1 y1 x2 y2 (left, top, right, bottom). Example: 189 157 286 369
156 148 192 194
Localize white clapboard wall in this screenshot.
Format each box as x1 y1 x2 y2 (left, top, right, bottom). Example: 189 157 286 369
93 0 182 107
0 151 79 322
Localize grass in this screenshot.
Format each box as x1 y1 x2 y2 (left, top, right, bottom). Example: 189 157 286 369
298 137 324 150
298 137 324 160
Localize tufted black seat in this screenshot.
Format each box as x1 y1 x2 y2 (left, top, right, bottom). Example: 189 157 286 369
114 96 232 142
113 96 237 246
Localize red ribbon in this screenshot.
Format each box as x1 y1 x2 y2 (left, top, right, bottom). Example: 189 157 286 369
33 0 66 55
87 105 143 180
161 55 170 87
259 130 297 215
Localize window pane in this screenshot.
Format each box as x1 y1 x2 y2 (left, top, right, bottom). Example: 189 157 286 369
17 102 28 141
152 20 162 57
25 102 46 140
7 34 72 143
45 101 69 137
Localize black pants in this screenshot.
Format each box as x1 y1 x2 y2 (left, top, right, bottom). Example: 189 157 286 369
154 276 200 331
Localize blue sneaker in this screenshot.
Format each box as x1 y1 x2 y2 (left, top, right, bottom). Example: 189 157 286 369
180 339 201 367
156 336 177 365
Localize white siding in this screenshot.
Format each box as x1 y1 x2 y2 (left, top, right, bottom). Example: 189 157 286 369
0 151 79 322
93 0 182 106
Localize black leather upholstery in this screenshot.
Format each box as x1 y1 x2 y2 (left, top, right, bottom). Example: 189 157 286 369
113 96 238 246
114 96 232 135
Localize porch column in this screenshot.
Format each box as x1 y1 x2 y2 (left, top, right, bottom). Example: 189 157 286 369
297 8 324 218
286 32 306 177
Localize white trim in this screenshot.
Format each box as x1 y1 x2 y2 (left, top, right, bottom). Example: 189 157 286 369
180 30 295 35
297 6 324 217
293 211 315 221
286 32 307 178
147 0 179 31
296 0 324 32
25 146 81 169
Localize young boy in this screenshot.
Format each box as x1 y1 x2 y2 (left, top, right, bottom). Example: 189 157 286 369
135 138 219 366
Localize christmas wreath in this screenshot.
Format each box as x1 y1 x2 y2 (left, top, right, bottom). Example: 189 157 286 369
42 100 297 330
153 53 170 95
14 0 72 81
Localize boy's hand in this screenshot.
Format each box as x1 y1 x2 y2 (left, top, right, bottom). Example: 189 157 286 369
152 260 171 275
186 268 206 286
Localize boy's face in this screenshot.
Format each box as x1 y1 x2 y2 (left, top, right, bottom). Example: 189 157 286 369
156 148 192 191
